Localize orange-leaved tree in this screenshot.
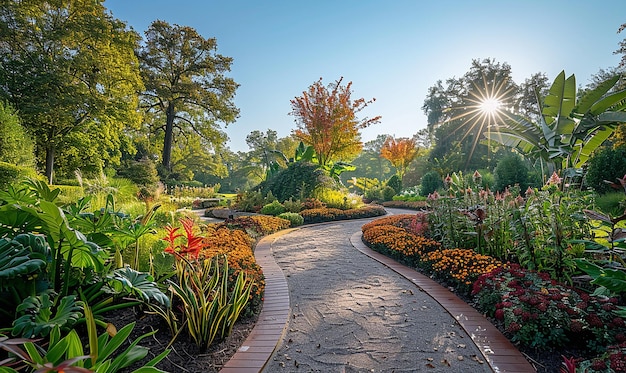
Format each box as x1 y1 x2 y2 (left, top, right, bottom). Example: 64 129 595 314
380 136 419 180
290 77 381 166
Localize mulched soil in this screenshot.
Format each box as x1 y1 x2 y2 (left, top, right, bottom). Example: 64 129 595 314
102 308 257 373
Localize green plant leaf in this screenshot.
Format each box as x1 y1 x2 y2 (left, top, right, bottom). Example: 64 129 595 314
109 267 170 307
12 294 83 338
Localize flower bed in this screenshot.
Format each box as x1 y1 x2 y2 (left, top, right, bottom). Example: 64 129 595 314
213 215 291 238
300 205 386 224
382 200 428 210
361 214 626 370
472 264 626 351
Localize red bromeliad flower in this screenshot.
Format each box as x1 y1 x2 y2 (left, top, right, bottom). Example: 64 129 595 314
179 217 203 259
162 225 183 254
162 218 204 259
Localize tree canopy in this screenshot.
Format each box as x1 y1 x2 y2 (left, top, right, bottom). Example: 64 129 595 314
380 136 419 180
0 0 143 182
290 77 381 166
138 20 239 175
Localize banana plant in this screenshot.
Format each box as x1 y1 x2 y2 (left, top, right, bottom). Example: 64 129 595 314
486 71 626 175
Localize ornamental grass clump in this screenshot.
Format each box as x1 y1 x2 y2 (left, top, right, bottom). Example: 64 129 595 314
472 264 626 351
161 219 256 349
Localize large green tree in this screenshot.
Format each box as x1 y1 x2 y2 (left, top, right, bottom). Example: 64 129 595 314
349 134 393 181
0 0 142 182
138 20 239 175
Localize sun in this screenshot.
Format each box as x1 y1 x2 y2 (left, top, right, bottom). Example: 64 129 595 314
432 72 515 168
479 97 502 115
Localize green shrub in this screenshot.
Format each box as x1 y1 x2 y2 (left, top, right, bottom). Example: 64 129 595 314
235 190 265 212
364 186 383 202
0 101 35 167
585 146 626 194
0 162 39 189
386 174 403 194
381 185 396 201
263 161 333 202
594 191 626 216
494 154 529 191
282 197 303 213
420 171 442 196
117 158 159 187
260 200 286 216
277 212 304 227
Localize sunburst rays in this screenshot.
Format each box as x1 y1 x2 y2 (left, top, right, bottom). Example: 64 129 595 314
437 73 516 167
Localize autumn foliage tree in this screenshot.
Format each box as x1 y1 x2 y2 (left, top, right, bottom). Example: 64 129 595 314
380 136 419 180
290 77 381 166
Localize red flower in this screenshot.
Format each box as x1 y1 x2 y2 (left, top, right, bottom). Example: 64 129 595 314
162 225 183 254
586 314 603 328
495 309 504 320
506 322 521 333
570 320 583 333
179 217 203 259
591 359 607 370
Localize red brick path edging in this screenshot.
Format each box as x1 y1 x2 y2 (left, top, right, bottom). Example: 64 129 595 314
220 229 295 372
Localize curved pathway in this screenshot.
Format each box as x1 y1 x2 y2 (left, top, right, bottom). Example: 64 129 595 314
222 212 535 372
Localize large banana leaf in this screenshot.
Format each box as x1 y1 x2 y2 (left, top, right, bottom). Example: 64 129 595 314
486 71 626 170
542 71 576 127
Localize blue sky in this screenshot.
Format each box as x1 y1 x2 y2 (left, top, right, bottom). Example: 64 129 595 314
104 0 625 152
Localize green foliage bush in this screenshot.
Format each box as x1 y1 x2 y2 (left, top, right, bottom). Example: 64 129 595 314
386 174 402 194
494 154 529 191
585 146 626 194
235 190 265 212
282 197 303 213
277 212 304 227
117 158 160 187
263 162 333 202
0 162 39 189
260 200 286 216
381 185 396 201
364 186 383 202
419 171 442 196
594 191 626 216
0 101 35 166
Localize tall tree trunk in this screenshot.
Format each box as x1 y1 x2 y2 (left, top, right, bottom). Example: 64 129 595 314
162 103 175 172
45 146 55 184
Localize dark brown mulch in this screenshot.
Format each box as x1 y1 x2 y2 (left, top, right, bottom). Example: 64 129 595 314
102 308 258 373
